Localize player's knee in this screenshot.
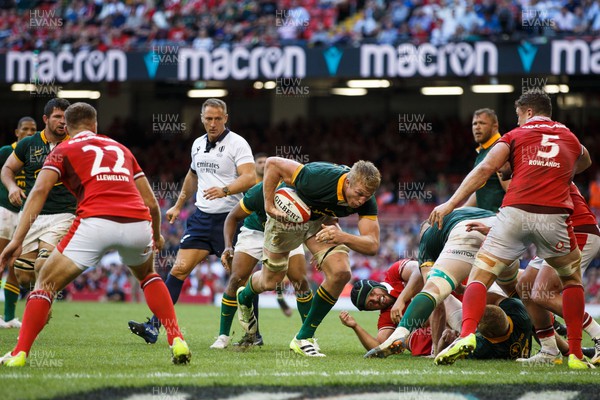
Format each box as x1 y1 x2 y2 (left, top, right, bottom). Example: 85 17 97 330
425 271 455 305
472 252 509 277
227 273 247 292
326 270 350 287
14 270 34 291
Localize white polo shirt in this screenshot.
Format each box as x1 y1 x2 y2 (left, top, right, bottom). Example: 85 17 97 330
190 130 254 214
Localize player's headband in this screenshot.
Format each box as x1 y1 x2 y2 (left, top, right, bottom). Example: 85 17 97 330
350 279 386 311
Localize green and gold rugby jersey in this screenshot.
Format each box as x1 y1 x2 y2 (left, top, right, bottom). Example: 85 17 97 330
0 143 24 213
474 133 505 213
470 298 532 360
290 162 378 220
13 130 76 215
239 182 267 232
418 207 495 268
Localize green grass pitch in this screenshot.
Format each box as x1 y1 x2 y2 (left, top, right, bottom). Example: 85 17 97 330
0 301 599 399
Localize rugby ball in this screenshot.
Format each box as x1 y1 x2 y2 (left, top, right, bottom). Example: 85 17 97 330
274 187 311 223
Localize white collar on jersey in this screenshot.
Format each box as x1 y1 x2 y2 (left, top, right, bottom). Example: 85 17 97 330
72 130 96 139
525 116 552 124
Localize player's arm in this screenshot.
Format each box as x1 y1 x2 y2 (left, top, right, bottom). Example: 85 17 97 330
430 143 510 228
1 153 26 207
221 203 251 271
203 162 256 200
575 146 592 174
0 169 57 268
497 161 511 191
346 216 380 256
166 169 198 223
462 193 477 207
263 157 302 218
339 311 382 350
390 261 424 324
135 176 163 249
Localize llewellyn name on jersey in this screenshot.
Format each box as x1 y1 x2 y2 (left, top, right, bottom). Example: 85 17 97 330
96 174 129 182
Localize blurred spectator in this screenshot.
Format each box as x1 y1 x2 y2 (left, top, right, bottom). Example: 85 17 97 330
554 6 576 32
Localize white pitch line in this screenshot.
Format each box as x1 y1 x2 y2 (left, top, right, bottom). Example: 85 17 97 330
1 368 598 380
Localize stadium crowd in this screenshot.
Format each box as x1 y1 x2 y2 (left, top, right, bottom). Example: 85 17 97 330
2 0 600 52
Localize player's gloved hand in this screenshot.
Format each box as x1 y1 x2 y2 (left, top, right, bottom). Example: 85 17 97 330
221 247 234 272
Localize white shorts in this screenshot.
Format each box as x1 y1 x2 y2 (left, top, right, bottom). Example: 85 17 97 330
482 206 575 261
235 226 304 260
59 217 153 270
528 232 600 273
436 217 496 264
0 206 18 240
21 212 75 254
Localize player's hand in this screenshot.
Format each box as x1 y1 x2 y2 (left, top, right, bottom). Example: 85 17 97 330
221 247 234 272
0 240 23 271
438 328 459 355
166 206 181 224
390 300 405 325
316 224 344 245
265 203 288 221
428 202 455 229
8 188 26 207
203 186 226 200
153 235 165 252
339 311 357 328
465 221 491 235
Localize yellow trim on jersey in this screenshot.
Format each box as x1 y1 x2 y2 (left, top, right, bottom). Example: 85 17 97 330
483 316 514 344
291 164 304 185
13 152 23 163
337 173 348 202
420 261 434 269
359 215 377 221
239 199 252 215
40 129 70 145
476 132 501 152
11 142 16 150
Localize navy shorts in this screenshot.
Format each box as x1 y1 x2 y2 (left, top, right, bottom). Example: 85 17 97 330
179 209 230 256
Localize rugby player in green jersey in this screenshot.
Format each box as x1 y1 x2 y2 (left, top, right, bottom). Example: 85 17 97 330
0 117 36 329
1 99 76 298
237 158 381 356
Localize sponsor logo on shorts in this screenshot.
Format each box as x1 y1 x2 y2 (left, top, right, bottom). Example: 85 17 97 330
442 249 475 258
